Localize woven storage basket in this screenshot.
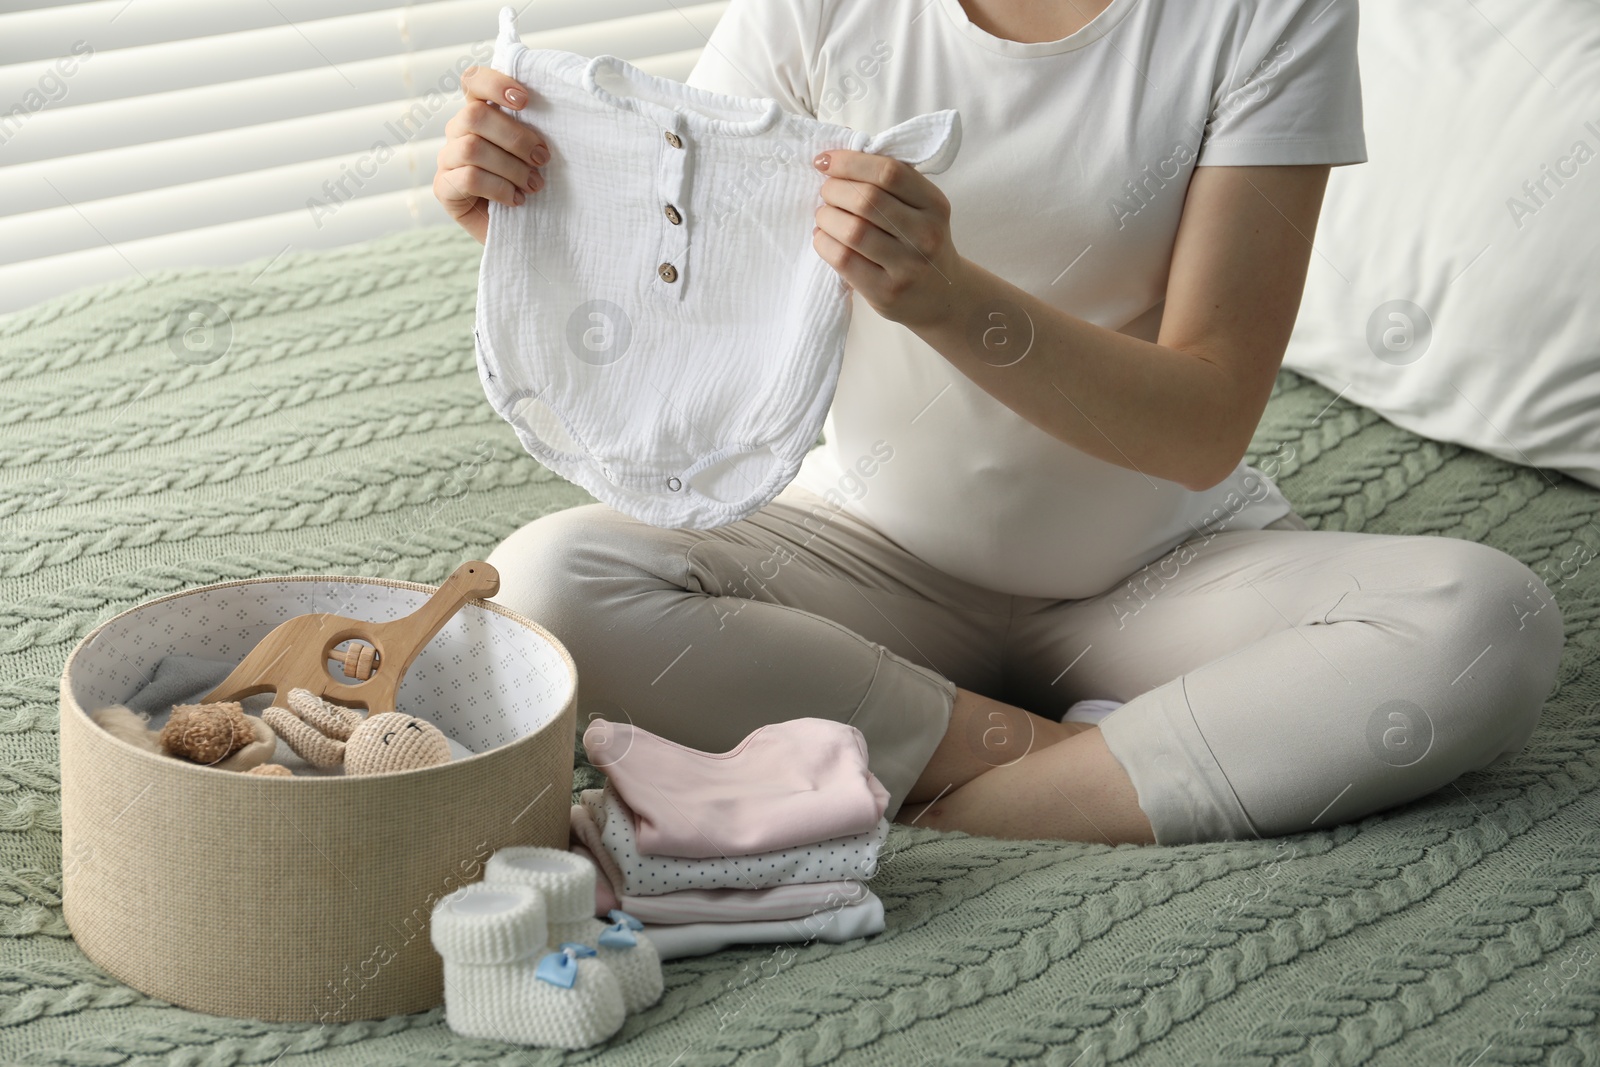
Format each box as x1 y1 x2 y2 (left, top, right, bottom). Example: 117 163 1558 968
58 574 576 1023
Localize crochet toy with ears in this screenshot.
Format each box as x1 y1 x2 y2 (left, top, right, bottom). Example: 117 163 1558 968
264 688 452 775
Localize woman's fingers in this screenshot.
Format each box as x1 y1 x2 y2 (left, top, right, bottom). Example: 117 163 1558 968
814 150 949 215
434 164 524 217
810 222 882 294
446 97 550 168
814 203 899 266
462 63 531 110
816 176 941 257
439 132 543 197
435 64 551 243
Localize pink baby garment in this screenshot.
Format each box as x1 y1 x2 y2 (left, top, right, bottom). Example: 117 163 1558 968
582 717 889 858
573 785 889 896
475 7 961 529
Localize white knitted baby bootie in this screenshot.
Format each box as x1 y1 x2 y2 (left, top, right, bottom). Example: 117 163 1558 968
486 846 665 1013
430 881 626 1048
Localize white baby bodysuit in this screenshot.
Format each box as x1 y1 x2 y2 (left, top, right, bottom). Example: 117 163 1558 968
474 6 961 529
641 895 887 960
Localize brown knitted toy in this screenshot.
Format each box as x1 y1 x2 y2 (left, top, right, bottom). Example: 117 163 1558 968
160 702 256 764
90 702 275 772
245 763 294 777
263 688 451 775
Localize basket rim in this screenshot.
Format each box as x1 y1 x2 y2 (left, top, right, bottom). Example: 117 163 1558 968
58 571 578 784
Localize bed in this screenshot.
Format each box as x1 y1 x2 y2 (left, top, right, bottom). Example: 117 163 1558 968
2 223 1597 1066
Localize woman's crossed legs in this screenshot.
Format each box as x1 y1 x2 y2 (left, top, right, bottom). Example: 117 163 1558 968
487 484 1563 846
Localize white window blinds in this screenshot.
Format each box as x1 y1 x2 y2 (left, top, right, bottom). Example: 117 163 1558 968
0 0 725 312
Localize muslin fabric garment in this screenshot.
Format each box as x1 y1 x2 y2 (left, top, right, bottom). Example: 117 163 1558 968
641 895 886 960
574 785 888 896
474 6 961 529
582 716 888 857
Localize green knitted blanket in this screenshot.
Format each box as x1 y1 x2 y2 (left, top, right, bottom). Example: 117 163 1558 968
3 225 1598 1066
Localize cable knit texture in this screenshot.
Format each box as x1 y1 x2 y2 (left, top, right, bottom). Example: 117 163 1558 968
2 224 1599 1064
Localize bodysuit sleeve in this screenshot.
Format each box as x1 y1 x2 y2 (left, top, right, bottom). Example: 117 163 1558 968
683 0 824 118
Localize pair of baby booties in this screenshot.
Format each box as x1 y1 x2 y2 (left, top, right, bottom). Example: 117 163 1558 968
431 846 663 1048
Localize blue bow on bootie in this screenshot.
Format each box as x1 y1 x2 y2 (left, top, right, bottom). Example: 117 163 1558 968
534 942 597 989
598 909 643 948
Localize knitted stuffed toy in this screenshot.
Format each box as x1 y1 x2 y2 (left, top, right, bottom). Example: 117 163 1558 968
89 703 276 772
262 688 452 775
161 702 254 763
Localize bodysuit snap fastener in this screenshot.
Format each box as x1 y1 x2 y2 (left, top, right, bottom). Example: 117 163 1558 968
664 131 682 149
664 204 682 225
667 477 682 491
658 262 678 283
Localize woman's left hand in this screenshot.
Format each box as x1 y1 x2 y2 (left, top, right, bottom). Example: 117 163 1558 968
811 150 964 330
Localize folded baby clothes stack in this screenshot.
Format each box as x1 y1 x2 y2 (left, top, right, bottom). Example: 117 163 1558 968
571 717 893 959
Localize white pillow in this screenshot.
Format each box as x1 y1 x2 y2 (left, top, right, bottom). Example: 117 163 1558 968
1283 0 1600 489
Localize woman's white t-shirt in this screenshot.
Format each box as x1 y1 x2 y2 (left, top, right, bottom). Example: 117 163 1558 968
685 0 1367 600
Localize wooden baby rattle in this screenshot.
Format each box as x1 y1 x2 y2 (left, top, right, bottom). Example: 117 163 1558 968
199 560 500 714
196 561 499 775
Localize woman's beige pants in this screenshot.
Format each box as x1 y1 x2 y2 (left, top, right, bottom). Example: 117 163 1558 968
487 483 1564 845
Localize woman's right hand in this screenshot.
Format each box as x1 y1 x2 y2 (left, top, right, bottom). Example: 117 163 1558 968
434 65 553 244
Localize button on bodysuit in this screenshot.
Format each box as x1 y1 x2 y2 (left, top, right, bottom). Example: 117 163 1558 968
475 6 962 528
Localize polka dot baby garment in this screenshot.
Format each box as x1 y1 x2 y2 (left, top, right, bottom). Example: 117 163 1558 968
579 785 890 897
474 6 961 528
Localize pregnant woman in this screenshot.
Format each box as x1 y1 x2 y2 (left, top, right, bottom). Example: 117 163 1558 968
433 0 1564 846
